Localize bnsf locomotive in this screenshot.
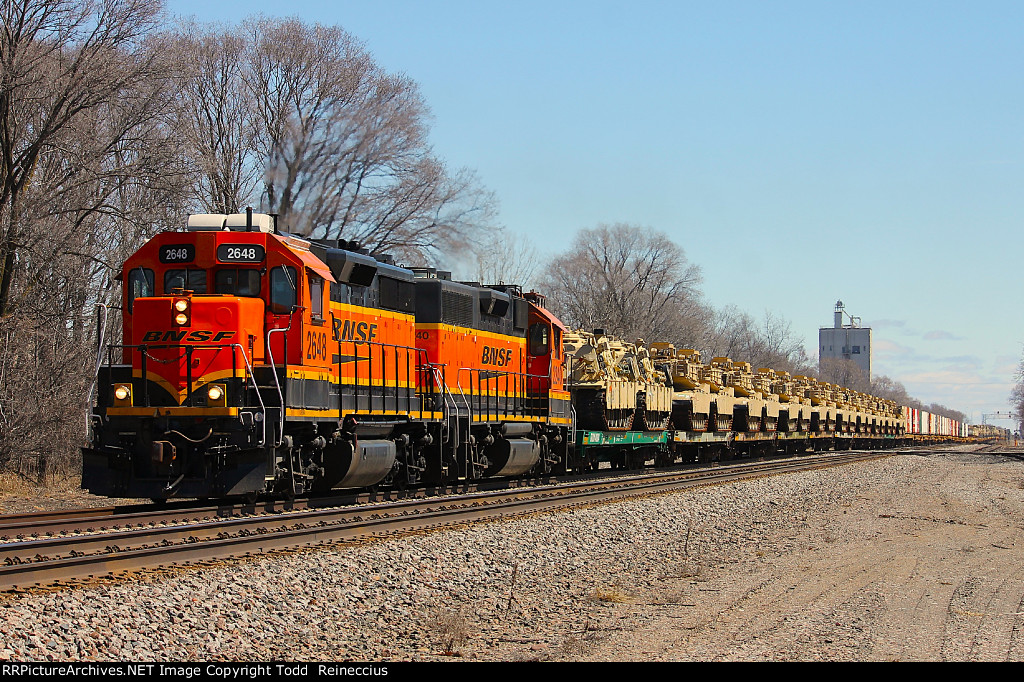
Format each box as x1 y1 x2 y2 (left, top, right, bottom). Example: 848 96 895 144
84 211 571 500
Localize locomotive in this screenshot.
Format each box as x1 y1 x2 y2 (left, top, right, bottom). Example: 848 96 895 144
84 211 571 500
83 211 960 501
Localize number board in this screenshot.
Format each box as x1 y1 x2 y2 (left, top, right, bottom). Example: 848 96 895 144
217 244 266 263
159 244 196 263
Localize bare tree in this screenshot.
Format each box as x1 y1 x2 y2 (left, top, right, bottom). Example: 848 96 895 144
164 20 259 214
0 0 186 480
818 356 871 392
466 226 540 289
1012 359 1024 434
241 16 494 262
923 403 967 424
0 0 165 316
702 306 813 374
542 224 704 343
870 375 912 405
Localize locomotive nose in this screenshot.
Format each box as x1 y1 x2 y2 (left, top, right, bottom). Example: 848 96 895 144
130 295 266 404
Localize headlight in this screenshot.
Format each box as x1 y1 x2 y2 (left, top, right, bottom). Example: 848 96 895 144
206 383 227 406
113 384 131 404
172 298 190 326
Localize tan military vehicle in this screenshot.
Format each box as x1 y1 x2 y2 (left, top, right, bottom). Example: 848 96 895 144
650 344 716 432
564 330 672 431
719 359 778 432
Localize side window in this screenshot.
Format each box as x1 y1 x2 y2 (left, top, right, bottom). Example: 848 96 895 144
165 269 207 294
127 268 154 314
528 323 550 357
270 266 297 314
309 275 323 319
215 269 261 297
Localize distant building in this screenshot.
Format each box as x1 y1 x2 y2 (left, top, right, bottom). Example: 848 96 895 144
819 300 871 381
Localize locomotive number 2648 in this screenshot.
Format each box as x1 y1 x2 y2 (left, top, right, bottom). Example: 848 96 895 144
306 331 328 362
216 244 266 263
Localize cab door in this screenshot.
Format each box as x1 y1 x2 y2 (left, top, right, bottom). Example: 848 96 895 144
302 273 330 369
266 264 301 366
525 303 566 394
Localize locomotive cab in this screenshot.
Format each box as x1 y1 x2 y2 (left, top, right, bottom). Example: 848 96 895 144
522 291 572 432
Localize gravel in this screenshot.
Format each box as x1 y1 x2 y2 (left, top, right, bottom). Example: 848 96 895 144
0 448 1021 661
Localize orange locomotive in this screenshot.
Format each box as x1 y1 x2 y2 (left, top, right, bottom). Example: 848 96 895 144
84 211 570 500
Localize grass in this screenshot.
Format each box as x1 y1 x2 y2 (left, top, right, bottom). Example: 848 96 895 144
429 606 470 656
592 586 630 603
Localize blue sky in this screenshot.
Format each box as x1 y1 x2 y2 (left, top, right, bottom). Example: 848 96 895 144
167 0 1024 425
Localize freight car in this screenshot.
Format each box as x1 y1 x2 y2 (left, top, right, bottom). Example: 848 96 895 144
82 212 957 501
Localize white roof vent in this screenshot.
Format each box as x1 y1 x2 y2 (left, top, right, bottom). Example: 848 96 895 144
186 212 275 232
224 212 274 233
187 213 229 231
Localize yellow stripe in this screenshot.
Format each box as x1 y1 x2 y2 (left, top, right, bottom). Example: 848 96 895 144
283 367 413 388
285 407 443 419
131 368 247 403
328 301 414 322
469 415 573 424
417 323 526 344
107 406 240 417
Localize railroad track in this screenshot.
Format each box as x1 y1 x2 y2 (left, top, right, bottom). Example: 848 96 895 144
0 476 563 540
0 450 892 591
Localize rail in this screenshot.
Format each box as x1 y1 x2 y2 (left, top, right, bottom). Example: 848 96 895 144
0 450 895 591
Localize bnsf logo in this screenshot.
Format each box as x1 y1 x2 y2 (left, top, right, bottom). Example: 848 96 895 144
332 318 378 342
141 330 233 342
482 345 513 367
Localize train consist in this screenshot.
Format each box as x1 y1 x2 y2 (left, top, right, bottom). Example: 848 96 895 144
83 212 963 500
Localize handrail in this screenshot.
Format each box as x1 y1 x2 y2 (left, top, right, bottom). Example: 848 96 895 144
229 342 266 447
333 338 432 416
267 312 300 447
100 340 266 447
86 303 109 439
455 366 554 422
430 364 459 451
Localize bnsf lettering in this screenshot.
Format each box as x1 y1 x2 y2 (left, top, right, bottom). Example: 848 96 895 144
331 318 378 342
141 331 233 343
481 345 513 367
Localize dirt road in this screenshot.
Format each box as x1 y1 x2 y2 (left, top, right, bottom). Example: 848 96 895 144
563 448 1024 661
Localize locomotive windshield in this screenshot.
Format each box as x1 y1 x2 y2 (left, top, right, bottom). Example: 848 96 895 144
214 268 261 297
164 268 207 294
127 267 153 313
529 323 550 356
270 266 297 314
